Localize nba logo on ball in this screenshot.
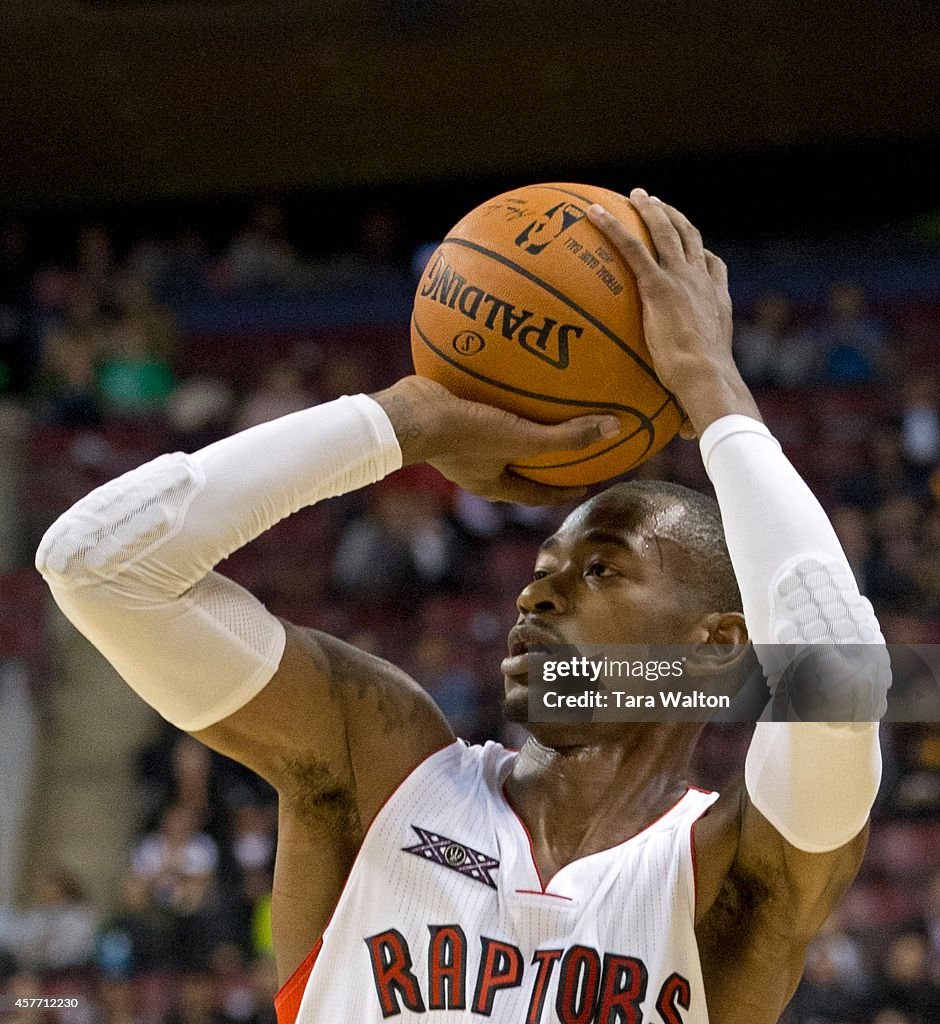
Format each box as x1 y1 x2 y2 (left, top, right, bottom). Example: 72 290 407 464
514 201 586 255
412 183 684 487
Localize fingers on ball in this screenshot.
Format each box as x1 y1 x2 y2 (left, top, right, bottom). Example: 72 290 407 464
587 203 660 283
628 190 685 265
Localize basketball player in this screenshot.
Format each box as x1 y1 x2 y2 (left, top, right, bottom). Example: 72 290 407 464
36 191 887 1023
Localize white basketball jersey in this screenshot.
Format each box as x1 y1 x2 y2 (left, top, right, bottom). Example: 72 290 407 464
276 739 718 1024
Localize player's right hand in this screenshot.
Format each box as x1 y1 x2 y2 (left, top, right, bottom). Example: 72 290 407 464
372 376 621 505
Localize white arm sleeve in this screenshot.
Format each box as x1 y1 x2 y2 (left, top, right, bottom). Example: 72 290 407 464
36 394 402 731
700 414 889 853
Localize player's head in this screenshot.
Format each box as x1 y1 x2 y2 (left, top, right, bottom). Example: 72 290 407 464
503 479 747 726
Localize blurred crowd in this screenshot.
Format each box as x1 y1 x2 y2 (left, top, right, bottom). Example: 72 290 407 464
0 202 938 1024
0 735 278 1024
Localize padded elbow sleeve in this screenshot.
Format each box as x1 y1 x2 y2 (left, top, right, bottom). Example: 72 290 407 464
701 415 888 852
36 395 401 731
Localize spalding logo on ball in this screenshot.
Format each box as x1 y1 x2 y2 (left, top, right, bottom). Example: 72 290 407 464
411 182 683 487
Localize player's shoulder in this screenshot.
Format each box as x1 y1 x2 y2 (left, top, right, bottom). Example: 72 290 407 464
420 737 515 790
456 737 516 782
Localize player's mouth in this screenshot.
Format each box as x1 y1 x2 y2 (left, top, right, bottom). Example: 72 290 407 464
501 623 562 678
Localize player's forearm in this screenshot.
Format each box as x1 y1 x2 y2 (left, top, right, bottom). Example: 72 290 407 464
39 395 400 591
700 414 888 853
35 395 401 730
189 395 401 571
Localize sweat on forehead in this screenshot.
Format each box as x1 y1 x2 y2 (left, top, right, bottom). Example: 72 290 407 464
561 482 691 542
555 480 743 615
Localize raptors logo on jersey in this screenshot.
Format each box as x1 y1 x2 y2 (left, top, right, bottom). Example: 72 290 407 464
275 740 718 1023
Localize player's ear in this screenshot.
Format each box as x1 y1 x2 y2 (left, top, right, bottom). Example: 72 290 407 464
707 611 747 646
683 612 749 677
686 611 747 645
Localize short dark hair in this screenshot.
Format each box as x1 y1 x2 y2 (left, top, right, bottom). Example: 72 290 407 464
593 479 742 615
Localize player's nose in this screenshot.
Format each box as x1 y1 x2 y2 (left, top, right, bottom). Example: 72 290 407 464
516 574 569 616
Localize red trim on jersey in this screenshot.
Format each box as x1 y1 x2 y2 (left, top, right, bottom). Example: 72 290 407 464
514 889 574 901
502 781 705 895
272 738 461 1022
501 782 550 891
274 938 321 1024
689 793 715 919
690 822 700 912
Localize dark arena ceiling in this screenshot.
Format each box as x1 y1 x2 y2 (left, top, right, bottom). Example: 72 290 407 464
1 0 938 209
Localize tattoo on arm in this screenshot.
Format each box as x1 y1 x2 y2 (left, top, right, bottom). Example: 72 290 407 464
370 388 427 464
315 631 440 737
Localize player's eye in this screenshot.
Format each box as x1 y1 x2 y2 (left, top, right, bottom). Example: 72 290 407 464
532 569 549 581
585 562 615 578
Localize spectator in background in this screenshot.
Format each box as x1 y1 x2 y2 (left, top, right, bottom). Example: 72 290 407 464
96 872 175 979
36 285 106 426
868 495 923 609
215 203 302 291
790 919 873 1022
838 428 915 511
96 277 176 417
172 873 242 975
74 224 118 310
137 734 234 849
0 869 98 972
403 632 485 741
234 361 314 432
733 291 816 387
244 958 278 1024
131 805 219 911
871 1010 918 1024
815 281 888 383
232 857 274 965
170 738 215 829
326 207 406 284
872 929 940 1022
331 465 470 600
166 971 232 1024
318 352 370 401
167 376 236 451
115 276 177 361
125 234 170 294
229 804 275 883
31 223 117 321
359 207 404 270
128 797 242 977
900 376 940 481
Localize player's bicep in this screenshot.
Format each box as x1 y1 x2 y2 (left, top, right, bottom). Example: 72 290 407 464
192 622 453 814
693 777 867 934
191 622 347 792
735 790 868 939
695 784 868 1020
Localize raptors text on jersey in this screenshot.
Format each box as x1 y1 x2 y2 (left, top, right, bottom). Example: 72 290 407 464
275 740 718 1023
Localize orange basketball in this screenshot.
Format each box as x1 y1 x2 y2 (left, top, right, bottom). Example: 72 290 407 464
411 183 683 486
